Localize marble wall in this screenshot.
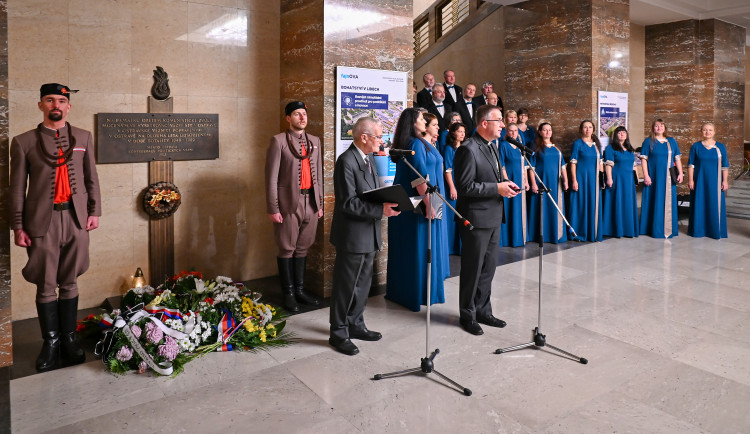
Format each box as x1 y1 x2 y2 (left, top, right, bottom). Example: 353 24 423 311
629 23 646 146
504 0 630 151
0 0 10 367
645 19 745 185
8 0 282 320
414 9 504 105
281 0 413 297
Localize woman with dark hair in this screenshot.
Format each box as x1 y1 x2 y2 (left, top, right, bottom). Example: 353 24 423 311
602 126 638 237
499 123 528 247
517 108 536 146
567 120 603 242
442 121 466 254
437 112 462 154
639 118 683 238
386 108 449 312
422 112 439 146
527 122 568 243
687 122 729 239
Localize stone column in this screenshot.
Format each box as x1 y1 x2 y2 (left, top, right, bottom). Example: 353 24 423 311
280 0 413 297
645 19 745 185
0 0 10 368
504 0 630 150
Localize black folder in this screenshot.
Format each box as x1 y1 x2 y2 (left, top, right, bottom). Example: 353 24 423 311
361 184 414 212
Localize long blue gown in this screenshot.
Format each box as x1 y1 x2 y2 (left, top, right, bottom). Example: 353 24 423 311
567 139 603 242
498 140 527 247
527 145 567 244
386 137 449 312
442 144 461 254
688 141 728 239
639 137 680 238
602 146 639 237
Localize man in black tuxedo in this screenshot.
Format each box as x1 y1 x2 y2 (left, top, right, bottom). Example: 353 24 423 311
424 83 452 132
453 105 518 335
472 81 504 113
329 117 400 355
416 72 435 108
442 70 462 108
457 82 477 132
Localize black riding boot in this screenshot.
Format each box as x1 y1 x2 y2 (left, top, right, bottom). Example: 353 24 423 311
278 257 299 312
35 301 61 372
59 296 86 366
293 257 320 306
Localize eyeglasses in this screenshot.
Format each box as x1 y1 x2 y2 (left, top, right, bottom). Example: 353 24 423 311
365 133 384 140
485 119 502 123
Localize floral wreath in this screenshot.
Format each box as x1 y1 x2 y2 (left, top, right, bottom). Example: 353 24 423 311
143 181 181 219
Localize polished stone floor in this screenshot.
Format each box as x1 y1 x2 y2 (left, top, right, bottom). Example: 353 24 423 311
8 217 750 433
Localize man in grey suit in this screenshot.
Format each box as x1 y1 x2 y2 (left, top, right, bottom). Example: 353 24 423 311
453 105 518 335
329 117 400 355
10 83 101 371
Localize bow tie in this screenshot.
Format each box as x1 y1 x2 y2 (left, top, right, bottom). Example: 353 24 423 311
435 104 443 108
428 89 432 93
446 85 454 88
465 101 472 105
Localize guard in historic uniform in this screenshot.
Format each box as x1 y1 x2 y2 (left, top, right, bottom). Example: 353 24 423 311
10 83 102 371
265 101 323 312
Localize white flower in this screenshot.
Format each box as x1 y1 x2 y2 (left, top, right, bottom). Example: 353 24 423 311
216 276 232 284
194 279 206 294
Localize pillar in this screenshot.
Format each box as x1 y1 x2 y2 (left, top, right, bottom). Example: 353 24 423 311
645 19 745 186
504 0 630 150
280 0 413 296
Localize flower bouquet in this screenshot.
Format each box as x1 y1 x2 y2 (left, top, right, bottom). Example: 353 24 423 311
83 271 293 376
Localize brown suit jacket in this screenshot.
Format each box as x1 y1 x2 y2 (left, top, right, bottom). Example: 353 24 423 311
265 130 323 215
10 124 102 237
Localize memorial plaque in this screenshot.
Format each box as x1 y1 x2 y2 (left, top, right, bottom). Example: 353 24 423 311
96 113 219 163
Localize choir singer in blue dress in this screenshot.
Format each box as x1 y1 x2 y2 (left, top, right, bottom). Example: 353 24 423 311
499 123 528 247
687 122 729 239
385 108 449 312
639 119 683 239
567 120 603 242
528 122 569 244
602 126 639 238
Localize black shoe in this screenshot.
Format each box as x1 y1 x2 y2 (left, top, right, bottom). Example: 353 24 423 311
477 315 507 328
349 328 382 341
460 319 484 336
329 337 359 356
292 257 321 306
59 296 86 366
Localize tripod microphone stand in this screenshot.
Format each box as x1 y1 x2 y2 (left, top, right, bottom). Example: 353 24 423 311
374 154 472 396
495 145 587 364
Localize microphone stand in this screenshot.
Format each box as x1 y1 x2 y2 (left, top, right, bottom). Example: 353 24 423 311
374 153 472 396
495 145 588 364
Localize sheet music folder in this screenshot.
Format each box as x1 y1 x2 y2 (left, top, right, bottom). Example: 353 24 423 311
361 184 415 212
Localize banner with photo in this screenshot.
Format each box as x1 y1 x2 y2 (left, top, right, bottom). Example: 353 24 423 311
336 66 408 185
597 91 628 151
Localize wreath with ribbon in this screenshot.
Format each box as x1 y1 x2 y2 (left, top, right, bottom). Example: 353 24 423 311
143 181 182 219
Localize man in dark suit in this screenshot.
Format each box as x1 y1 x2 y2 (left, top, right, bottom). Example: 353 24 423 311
453 105 518 335
472 81 504 113
415 72 435 108
442 70 463 108
424 83 453 132
457 82 477 132
329 117 400 355
10 83 101 372
265 101 323 313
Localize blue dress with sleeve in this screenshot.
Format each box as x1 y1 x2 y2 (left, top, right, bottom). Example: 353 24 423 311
386 137 449 311
498 140 527 247
520 126 536 148
687 141 728 239
527 145 567 244
567 139 603 242
442 143 461 254
601 146 639 237
639 137 681 238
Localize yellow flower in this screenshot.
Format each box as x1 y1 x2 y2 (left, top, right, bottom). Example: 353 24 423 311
243 322 257 333
259 330 267 342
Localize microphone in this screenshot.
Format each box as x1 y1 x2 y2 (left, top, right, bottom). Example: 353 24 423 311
389 148 415 161
504 136 534 155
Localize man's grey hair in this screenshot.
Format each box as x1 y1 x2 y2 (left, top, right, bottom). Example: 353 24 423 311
481 81 494 88
352 117 381 140
432 83 445 91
